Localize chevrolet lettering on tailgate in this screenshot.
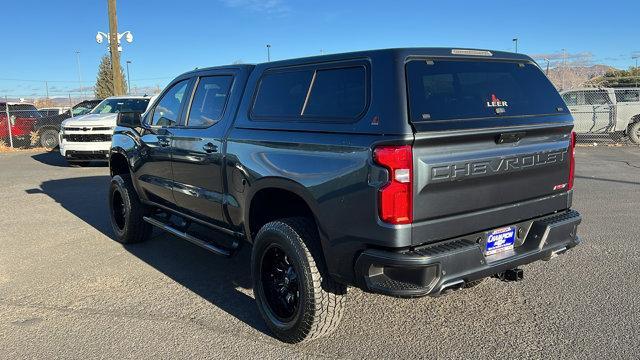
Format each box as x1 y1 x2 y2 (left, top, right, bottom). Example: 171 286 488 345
429 149 568 183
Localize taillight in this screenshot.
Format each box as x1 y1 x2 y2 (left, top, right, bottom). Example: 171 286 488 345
373 145 413 224
568 131 576 190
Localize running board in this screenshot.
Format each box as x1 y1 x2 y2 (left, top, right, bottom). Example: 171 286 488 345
143 216 238 257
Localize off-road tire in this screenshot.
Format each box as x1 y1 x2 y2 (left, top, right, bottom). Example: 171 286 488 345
108 174 151 243
628 121 640 145
251 217 347 343
39 129 59 149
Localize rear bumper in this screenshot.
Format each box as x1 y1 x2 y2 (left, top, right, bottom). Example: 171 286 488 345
355 210 581 297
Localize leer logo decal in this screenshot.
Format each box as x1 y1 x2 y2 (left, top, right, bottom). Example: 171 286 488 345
486 94 508 108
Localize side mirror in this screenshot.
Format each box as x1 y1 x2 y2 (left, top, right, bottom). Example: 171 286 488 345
116 112 142 128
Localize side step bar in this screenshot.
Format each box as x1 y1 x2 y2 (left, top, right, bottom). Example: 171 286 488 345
143 216 239 257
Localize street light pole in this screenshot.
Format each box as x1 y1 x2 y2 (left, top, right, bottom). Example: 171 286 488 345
544 58 550 76
75 51 84 100
561 49 567 91
126 60 131 94
633 56 639 88
512 38 518 53
266 44 271 62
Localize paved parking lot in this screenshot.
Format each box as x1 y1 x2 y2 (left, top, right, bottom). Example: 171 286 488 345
0 147 639 359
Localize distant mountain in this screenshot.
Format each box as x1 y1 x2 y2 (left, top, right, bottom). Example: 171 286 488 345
545 64 616 90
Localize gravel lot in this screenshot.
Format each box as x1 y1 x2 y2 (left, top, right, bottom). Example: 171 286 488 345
0 147 639 359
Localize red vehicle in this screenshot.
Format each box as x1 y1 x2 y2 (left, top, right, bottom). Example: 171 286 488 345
0 102 41 146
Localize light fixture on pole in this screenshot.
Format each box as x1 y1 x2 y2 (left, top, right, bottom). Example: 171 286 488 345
95 30 133 52
512 38 519 53
266 44 271 62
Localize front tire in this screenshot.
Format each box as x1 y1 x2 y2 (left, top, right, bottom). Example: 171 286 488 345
251 217 346 343
108 174 151 243
39 129 59 149
628 121 640 145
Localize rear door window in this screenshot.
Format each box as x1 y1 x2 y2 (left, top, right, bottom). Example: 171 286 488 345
406 60 567 123
186 75 233 127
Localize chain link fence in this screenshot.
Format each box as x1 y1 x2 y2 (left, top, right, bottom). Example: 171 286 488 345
560 88 640 145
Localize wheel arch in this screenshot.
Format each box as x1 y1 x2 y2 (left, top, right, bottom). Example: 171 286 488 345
244 177 321 244
37 125 60 133
109 148 131 177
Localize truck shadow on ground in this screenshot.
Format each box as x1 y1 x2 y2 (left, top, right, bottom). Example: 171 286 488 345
31 151 109 168
26 175 269 337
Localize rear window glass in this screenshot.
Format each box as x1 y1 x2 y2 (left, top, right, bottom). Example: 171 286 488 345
406 60 566 122
5 104 41 118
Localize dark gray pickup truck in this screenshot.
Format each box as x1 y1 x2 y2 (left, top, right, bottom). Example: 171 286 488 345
108 48 581 343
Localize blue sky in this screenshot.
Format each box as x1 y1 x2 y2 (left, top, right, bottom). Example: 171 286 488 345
2 0 639 98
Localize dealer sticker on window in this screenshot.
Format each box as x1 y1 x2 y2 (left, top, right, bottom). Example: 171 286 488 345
485 226 516 255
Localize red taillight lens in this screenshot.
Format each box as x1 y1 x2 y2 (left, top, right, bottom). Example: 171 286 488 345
568 131 576 190
373 145 413 224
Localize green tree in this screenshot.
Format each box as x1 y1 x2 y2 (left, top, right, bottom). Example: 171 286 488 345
586 67 640 88
94 54 127 98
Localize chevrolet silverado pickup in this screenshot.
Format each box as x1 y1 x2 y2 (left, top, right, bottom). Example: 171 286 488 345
60 96 152 166
108 48 582 343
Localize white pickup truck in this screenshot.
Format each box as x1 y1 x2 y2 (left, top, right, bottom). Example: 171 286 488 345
560 88 640 144
59 95 154 166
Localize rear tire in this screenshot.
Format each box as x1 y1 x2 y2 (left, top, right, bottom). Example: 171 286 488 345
109 174 151 243
39 129 59 149
628 121 640 145
251 217 347 343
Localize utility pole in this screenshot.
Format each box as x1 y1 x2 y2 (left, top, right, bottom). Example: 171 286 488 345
107 0 124 95
45 81 49 100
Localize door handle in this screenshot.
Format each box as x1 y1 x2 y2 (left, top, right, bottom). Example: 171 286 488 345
203 143 218 153
158 138 171 147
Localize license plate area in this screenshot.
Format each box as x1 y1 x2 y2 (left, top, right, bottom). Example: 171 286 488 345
484 226 516 256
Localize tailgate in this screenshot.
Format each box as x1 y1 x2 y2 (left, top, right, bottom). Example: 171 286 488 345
413 125 572 222
405 55 574 241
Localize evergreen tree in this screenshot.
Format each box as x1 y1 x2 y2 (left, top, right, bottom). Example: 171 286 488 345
94 54 127 98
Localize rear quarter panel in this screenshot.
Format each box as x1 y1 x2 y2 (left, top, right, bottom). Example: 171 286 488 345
224 128 413 283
